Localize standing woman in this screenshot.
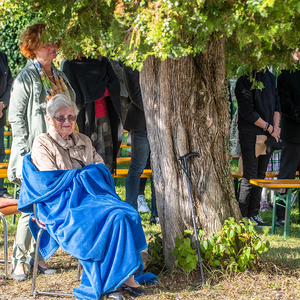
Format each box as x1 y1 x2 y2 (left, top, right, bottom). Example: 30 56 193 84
7 23 76 280
235 69 280 227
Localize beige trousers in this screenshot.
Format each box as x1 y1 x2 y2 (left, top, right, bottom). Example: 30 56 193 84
12 212 42 267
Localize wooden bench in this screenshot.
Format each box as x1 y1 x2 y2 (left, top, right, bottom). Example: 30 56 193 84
116 157 131 164
0 169 8 179
231 171 281 179
231 171 299 178
112 169 152 178
119 142 131 149
231 171 283 199
0 163 152 179
250 179 300 237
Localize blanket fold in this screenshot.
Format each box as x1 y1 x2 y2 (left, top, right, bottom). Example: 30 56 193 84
18 154 148 300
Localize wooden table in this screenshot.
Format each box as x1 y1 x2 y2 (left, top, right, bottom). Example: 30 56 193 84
250 179 300 237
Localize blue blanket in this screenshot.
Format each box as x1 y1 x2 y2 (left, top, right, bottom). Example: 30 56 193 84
18 154 152 299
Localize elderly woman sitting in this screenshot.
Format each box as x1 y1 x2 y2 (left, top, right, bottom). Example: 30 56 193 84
17 94 148 300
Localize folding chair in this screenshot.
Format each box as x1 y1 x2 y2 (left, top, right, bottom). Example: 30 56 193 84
30 203 81 298
0 204 19 279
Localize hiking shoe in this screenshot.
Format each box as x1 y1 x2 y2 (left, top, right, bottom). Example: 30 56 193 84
249 214 271 228
260 201 269 212
137 195 150 213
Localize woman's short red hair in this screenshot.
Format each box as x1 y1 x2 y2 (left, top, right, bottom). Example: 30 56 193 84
19 23 46 59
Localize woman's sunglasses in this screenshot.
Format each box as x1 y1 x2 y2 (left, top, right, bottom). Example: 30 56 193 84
53 115 76 123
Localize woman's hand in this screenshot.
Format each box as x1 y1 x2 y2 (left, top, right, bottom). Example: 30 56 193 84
268 125 280 142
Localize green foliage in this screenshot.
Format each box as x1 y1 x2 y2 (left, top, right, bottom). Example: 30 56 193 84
250 77 265 91
146 232 165 274
2 0 300 73
173 218 270 275
0 1 40 77
173 230 198 278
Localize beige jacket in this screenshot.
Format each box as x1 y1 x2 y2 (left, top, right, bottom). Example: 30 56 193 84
31 126 104 171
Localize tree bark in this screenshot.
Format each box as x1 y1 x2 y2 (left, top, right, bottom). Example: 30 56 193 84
140 35 241 268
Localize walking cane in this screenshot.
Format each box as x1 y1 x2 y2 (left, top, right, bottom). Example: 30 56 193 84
179 152 205 287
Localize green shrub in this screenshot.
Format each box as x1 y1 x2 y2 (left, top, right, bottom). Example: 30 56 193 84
173 217 270 276
146 232 164 274
0 1 40 77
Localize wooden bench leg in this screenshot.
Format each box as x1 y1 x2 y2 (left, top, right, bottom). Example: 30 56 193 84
272 192 277 235
284 188 292 238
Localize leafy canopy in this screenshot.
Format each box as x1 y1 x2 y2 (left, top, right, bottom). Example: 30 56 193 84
0 1 41 76
2 0 300 74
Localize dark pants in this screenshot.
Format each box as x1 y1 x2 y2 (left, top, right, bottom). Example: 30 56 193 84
276 140 300 219
126 131 157 216
239 135 272 218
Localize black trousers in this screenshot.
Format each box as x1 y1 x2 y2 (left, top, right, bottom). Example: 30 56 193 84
239 135 272 218
276 140 300 219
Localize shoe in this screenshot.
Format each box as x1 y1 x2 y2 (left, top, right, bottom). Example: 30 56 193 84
11 264 28 281
137 195 150 213
102 290 125 300
26 257 56 275
275 218 284 227
150 215 159 225
249 214 271 228
260 201 269 212
1 192 14 199
121 283 146 297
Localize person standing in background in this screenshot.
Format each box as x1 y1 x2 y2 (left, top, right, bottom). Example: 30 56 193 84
0 51 13 199
110 60 130 124
62 55 122 173
275 51 300 225
111 60 151 214
235 68 281 227
122 64 158 223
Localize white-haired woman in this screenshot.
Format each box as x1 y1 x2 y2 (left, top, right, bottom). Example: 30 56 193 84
20 94 147 300
31 94 104 169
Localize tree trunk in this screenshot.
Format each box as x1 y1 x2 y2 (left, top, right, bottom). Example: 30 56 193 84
140 35 241 268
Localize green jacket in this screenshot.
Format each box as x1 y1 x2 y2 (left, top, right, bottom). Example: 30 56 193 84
8 59 76 185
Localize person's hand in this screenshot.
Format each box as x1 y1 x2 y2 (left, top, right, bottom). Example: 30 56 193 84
0 102 3 119
273 126 281 139
268 125 280 142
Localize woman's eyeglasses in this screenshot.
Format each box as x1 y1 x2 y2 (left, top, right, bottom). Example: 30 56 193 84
53 115 76 123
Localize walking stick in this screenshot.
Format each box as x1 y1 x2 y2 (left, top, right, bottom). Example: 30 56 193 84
179 152 205 287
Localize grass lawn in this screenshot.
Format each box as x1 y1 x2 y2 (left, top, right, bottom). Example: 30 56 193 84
1 158 300 299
